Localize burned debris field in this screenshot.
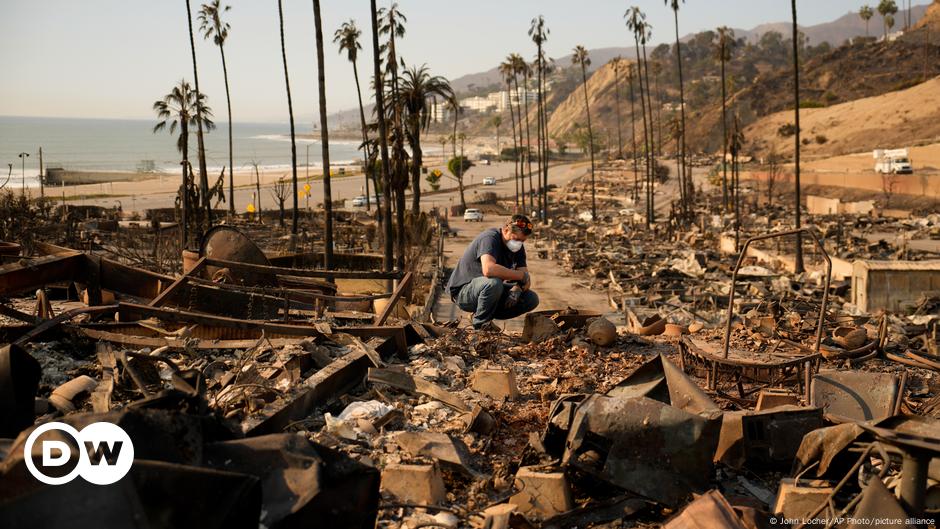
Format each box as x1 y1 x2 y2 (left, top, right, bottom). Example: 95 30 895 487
1 155 940 529
5 0 940 527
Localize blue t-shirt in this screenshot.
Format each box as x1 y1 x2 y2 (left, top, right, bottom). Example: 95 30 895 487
446 227 527 297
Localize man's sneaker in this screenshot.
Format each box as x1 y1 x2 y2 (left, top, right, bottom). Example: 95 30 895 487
473 321 502 333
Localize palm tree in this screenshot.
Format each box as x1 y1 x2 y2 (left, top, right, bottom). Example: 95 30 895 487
878 0 898 41
859 5 875 37
370 0 393 272
716 26 734 213
628 63 640 202
639 22 656 224
528 16 549 221
791 0 804 273
379 2 408 270
312 0 334 269
731 113 744 251
626 7 654 227
666 0 690 214
184 0 211 228
491 115 503 159
198 0 235 216
153 80 214 249
613 57 624 159
450 100 467 210
499 58 521 210
334 20 373 213
393 65 454 215
539 54 552 219
276 0 299 236
512 54 534 213
572 45 596 219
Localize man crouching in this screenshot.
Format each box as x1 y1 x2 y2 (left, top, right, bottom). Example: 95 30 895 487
446 214 540 330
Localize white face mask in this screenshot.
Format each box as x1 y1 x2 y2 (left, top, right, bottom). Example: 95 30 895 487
507 239 524 253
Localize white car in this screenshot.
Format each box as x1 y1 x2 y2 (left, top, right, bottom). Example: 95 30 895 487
482 177 497 186
351 195 381 207
463 208 484 222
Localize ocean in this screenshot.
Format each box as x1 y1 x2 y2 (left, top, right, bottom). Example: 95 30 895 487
0 115 362 188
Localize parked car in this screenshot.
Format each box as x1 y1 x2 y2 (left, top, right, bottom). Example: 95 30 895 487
351 195 381 207
482 176 497 186
463 208 484 222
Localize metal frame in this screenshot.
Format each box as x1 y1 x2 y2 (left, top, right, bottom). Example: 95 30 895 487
723 229 832 359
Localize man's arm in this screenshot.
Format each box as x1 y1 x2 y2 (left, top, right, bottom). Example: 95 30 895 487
481 254 527 282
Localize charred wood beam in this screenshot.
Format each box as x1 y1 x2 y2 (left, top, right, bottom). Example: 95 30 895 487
149 257 207 307
203 257 402 280
242 349 377 436
13 304 118 346
0 253 84 296
374 272 413 326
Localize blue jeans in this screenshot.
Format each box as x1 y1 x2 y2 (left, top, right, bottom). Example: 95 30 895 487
454 276 540 328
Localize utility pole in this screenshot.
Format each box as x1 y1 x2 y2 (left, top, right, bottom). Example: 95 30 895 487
17 152 29 196
38 147 44 198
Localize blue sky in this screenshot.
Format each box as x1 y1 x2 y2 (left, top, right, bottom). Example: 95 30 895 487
0 1 921 122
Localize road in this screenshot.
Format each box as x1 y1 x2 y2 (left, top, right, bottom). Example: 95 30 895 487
74 161 547 215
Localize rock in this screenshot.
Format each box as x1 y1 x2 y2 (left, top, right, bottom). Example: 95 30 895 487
832 326 867 350
587 317 617 346
508 466 574 520
471 367 520 401
380 463 447 505
688 321 704 333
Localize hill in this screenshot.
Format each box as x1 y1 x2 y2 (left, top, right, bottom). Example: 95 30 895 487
688 35 940 152
546 60 629 146
330 4 931 131
742 75 940 159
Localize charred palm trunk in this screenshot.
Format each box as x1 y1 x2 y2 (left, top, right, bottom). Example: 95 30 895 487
674 8 692 214
522 71 535 214
507 80 520 211
313 0 333 268
792 0 804 273
641 40 656 225
387 19 406 271
633 36 652 228
540 59 550 221
720 43 729 214
629 67 639 202
276 0 299 237
185 0 211 232
180 120 190 249
410 124 423 215
580 62 596 219
615 63 623 159
535 56 544 221
370 0 393 272
512 75 526 211
352 58 373 213
219 44 235 215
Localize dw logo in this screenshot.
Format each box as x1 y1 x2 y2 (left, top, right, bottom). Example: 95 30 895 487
23 422 134 485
